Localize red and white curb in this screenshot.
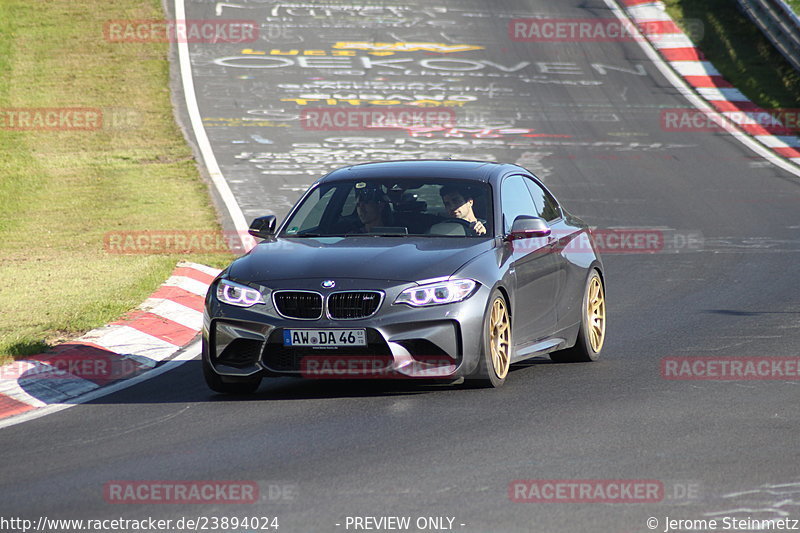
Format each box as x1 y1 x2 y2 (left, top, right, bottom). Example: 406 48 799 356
0 261 219 421
620 0 800 166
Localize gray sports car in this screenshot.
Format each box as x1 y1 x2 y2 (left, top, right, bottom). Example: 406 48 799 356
202 160 605 392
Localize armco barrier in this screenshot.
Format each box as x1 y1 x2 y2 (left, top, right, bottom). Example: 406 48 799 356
736 0 800 73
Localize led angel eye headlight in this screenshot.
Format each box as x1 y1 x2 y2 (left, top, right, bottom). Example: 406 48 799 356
395 279 477 307
216 279 265 308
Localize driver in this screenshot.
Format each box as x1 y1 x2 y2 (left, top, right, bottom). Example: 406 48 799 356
354 186 392 233
439 185 487 236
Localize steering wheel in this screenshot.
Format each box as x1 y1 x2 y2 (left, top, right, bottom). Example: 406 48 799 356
438 217 477 235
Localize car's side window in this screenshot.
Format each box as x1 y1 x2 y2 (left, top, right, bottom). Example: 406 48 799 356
523 177 561 222
501 175 538 234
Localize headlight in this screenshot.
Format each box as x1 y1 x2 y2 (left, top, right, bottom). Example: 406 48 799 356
395 279 477 307
216 279 265 308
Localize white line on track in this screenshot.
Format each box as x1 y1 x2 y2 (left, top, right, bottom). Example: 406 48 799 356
0 3 261 427
0 2 242 429
0 342 201 430
604 0 800 179
8 1 794 430
174 0 253 250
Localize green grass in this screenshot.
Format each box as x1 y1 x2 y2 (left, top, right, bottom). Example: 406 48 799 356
0 0 234 362
788 1 800 15
663 0 800 112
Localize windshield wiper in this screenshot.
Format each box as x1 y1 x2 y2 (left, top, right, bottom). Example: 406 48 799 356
341 233 410 237
289 233 348 238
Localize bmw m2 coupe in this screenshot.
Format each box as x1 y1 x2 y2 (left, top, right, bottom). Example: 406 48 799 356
203 160 606 392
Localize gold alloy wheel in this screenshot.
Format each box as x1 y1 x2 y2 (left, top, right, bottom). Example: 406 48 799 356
489 297 511 379
587 276 606 353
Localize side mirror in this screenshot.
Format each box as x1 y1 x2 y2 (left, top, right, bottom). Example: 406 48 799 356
506 215 551 241
248 215 277 239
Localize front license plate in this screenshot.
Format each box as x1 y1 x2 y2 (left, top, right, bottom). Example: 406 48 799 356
283 329 367 347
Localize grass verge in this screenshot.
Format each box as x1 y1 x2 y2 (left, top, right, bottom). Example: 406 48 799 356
0 0 234 363
663 0 800 112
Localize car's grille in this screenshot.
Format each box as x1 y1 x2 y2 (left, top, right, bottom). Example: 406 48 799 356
268 349 297 372
273 291 323 319
328 291 382 319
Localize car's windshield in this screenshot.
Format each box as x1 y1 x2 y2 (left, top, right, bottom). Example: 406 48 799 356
281 178 493 238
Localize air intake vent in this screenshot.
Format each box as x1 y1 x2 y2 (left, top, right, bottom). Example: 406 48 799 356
217 338 263 368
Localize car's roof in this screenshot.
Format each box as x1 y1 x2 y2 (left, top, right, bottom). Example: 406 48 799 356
319 160 520 183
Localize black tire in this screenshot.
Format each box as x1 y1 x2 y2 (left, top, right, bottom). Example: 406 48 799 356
550 269 605 363
466 288 512 388
203 357 262 394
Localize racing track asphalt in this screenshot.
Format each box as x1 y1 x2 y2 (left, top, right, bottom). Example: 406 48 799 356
1 0 799 531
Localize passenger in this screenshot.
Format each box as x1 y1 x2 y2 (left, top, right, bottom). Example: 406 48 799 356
439 185 487 236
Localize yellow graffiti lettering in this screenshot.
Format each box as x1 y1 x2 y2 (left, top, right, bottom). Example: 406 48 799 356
332 41 484 53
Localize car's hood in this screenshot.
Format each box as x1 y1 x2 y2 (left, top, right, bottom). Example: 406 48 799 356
228 236 495 283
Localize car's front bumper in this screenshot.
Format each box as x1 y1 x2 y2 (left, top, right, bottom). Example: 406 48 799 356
202 278 490 380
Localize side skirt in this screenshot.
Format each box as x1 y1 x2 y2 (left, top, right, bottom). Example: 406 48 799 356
511 337 567 364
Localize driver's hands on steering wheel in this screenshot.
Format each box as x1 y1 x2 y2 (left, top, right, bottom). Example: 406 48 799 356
470 220 486 235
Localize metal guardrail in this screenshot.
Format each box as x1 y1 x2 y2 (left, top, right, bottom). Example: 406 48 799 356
737 0 800 73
